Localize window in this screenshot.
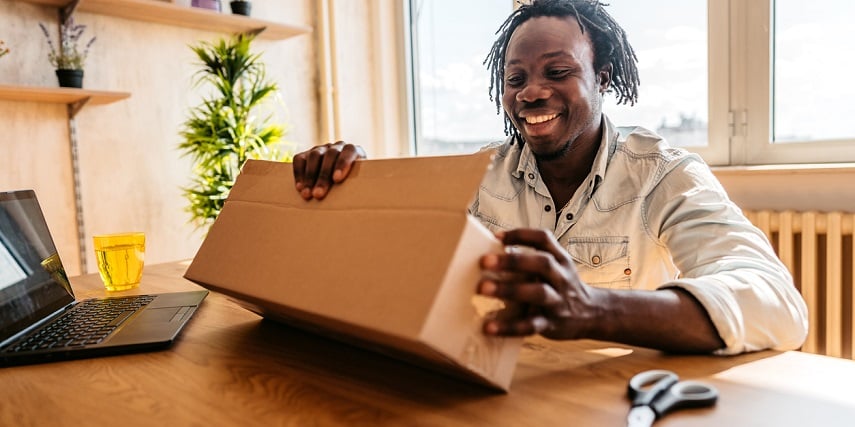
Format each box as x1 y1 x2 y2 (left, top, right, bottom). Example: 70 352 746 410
408 0 512 155
772 1 853 143
602 0 729 165
406 0 855 165
603 0 710 150
740 0 855 164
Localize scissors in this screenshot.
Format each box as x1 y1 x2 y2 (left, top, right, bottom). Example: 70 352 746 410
626 369 718 427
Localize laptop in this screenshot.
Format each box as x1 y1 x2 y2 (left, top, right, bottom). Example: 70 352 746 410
0 189 208 366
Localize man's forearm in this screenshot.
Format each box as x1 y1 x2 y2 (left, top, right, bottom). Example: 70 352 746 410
586 287 725 353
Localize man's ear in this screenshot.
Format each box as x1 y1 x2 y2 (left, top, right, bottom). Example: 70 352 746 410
598 64 613 92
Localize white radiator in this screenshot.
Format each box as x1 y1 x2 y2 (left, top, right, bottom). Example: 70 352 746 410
744 210 855 359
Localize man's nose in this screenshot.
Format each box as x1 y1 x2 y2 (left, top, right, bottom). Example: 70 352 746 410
516 80 552 102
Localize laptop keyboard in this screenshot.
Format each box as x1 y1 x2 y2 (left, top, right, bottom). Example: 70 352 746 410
8 295 156 353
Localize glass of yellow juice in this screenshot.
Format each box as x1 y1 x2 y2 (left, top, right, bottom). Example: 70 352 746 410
93 232 145 291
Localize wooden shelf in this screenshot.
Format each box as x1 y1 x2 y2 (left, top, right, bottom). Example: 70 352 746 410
0 84 129 105
0 84 130 116
19 0 312 40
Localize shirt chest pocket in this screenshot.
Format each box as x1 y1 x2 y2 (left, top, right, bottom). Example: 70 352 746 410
473 182 525 232
566 237 632 289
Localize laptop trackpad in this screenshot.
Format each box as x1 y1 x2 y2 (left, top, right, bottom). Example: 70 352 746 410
135 307 183 323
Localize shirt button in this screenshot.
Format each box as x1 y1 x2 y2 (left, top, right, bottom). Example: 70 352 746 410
591 255 601 265
544 205 552 212
624 268 632 275
565 213 573 220
528 173 535 180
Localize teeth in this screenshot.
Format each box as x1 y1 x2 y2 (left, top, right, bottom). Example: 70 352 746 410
525 114 557 124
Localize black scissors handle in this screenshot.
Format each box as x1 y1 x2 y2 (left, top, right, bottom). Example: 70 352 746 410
628 370 718 418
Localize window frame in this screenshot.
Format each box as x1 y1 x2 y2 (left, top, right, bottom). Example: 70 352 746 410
695 0 731 165
403 0 855 166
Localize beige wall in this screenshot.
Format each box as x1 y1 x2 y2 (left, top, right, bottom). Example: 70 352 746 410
713 166 855 213
1 0 409 277
0 1 329 276
319 0 410 157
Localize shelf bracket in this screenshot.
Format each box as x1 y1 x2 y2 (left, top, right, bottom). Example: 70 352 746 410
59 0 82 24
65 112 87 274
68 97 91 118
244 27 267 38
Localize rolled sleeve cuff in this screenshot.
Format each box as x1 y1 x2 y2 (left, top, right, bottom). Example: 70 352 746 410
660 275 807 356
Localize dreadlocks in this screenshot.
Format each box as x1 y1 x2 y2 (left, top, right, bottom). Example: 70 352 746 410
485 0 640 138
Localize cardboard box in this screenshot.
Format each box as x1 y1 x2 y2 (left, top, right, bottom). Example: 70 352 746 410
184 152 523 391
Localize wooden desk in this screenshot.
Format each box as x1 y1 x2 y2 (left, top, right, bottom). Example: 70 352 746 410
2 262 854 426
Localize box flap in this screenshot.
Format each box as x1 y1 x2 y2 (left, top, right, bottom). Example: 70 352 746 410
185 202 465 336
229 151 494 211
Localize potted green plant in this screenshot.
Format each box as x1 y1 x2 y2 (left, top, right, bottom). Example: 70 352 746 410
38 17 96 88
179 33 290 230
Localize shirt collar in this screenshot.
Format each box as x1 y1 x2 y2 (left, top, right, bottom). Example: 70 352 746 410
588 114 619 195
513 137 534 179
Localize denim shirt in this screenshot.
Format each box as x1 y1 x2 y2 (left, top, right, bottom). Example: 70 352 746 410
469 116 808 355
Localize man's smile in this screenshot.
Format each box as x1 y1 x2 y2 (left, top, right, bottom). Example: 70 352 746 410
524 113 558 124
519 111 562 138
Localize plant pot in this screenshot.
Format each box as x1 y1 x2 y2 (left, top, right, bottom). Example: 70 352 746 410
56 69 84 88
230 1 251 16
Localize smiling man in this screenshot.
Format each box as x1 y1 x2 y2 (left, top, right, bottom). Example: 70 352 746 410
291 0 808 356
492 4 610 211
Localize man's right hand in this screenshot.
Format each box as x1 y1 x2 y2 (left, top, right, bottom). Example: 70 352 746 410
292 141 366 200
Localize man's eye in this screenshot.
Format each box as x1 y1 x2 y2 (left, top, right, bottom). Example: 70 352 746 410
505 75 524 87
548 69 571 79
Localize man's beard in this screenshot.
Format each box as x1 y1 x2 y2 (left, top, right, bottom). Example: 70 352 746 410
533 139 573 162
513 132 573 161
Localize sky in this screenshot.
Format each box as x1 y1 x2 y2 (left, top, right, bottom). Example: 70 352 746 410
772 0 855 141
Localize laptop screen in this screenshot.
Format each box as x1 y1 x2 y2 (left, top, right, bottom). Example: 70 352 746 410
0 190 75 344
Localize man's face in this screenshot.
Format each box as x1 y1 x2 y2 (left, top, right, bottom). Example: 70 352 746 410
501 16 609 159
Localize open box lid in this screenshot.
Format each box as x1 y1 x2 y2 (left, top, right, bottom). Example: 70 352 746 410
227 151 494 211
